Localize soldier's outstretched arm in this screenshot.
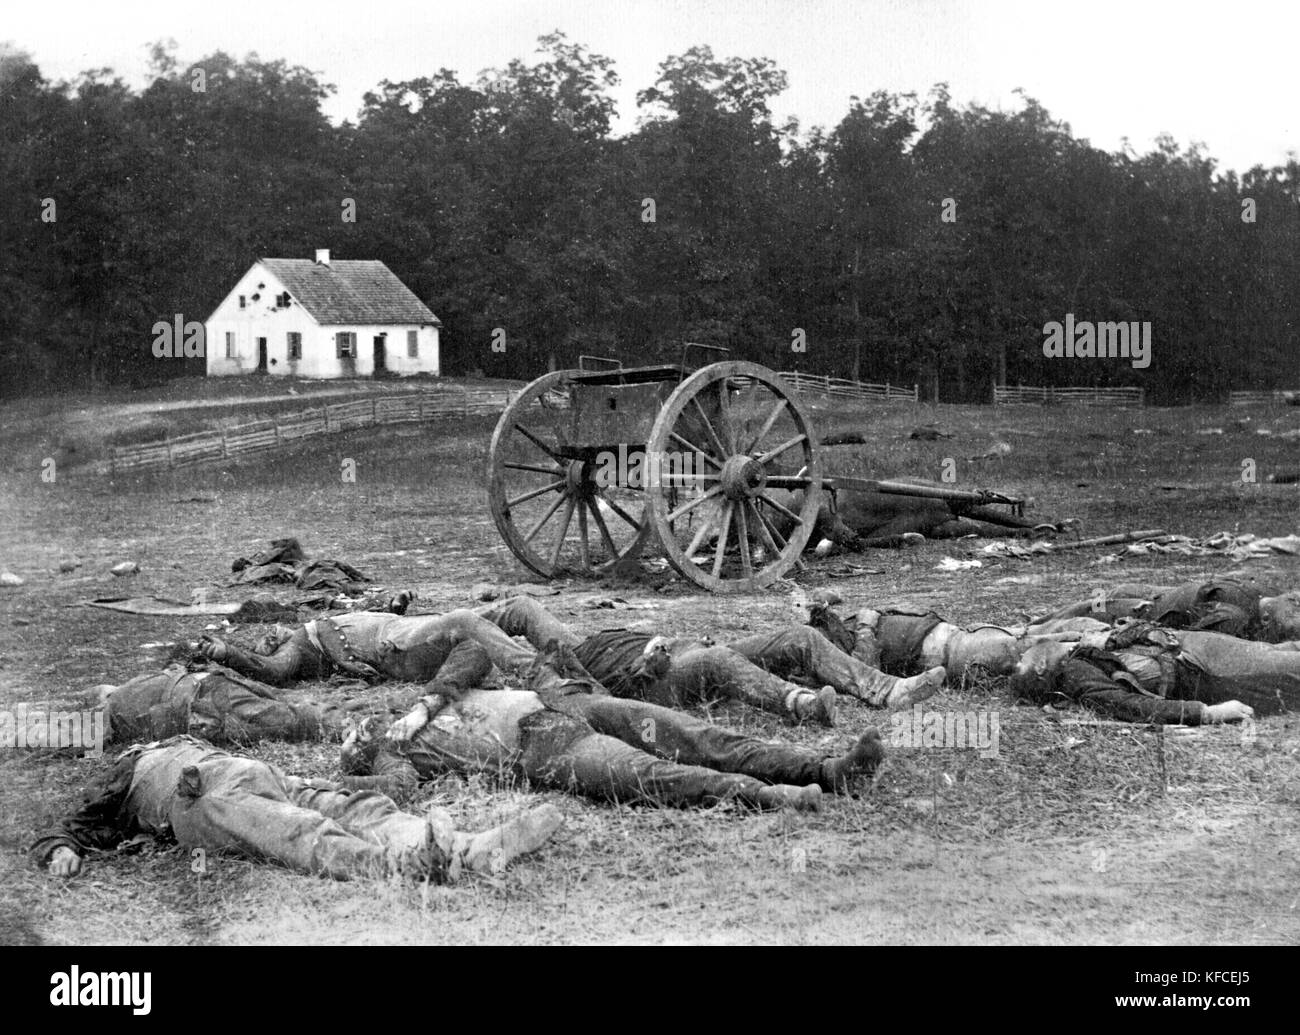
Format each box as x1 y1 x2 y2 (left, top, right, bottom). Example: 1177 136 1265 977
32 753 139 877
199 628 319 686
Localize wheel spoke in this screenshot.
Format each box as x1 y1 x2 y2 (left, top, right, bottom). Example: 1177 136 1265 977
749 499 783 556
504 461 561 476
689 395 731 462
684 512 714 560
587 498 621 557
523 492 567 544
666 484 723 523
514 423 561 459
549 496 576 570
712 501 734 578
715 382 737 454
507 479 565 508
758 492 804 525
745 398 788 454
735 501 753 579
576 500 591 571
756 433 807 466
668 430 724 470
754 501 790 551
604 497 644 531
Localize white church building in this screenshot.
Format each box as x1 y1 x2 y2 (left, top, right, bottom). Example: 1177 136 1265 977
205 250 441 378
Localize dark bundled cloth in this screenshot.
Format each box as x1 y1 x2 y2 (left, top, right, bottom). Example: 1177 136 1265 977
229 594 302 625
230 538 369 594
1144 576 1280 640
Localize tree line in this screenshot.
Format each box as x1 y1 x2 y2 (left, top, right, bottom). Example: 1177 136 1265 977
1 33 1296 403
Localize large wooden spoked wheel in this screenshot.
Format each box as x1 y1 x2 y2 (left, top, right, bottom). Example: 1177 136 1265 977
488 371 653 578
643 362 822 592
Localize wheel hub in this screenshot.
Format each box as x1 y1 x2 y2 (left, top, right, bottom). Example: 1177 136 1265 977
720 455 766 500
565 460 592 497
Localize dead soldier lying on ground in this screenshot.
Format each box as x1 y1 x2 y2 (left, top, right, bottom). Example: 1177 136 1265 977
198 597 944 729
1037 575 1300 644
339 639 885 812
198 606 541 687
32 735 562 883
94 664 377 746
1009 620 1300 723
472 595 943 724
804 592 1108 685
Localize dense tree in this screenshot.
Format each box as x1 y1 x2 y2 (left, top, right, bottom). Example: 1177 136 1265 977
1 35 1295 403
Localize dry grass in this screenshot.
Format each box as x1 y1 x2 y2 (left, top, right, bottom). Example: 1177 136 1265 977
1 396 1299 944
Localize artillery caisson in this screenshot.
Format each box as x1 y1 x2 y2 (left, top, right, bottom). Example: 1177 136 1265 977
487 350 823 592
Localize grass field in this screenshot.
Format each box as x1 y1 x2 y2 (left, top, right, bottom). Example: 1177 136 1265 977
1 392 1298 945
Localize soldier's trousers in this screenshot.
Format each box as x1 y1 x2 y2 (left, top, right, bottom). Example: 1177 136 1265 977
167 752 445 879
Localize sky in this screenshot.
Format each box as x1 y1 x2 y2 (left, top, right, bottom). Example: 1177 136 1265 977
6 0 1297 175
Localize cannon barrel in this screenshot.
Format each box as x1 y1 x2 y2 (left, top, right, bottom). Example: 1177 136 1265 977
823 476 1024 510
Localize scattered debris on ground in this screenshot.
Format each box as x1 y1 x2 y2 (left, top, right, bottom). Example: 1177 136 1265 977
230 537 369 592
78 596 242 617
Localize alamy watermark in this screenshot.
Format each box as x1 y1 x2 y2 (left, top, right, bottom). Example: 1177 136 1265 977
50 967 151 1015
0 703 105 756
152 314 205 358
1042 314 1151 369
888 704 1001 759
591 445 706 490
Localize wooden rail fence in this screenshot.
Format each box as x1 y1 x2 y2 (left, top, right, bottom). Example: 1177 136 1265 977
770 371 919 402
104 385 522 474
993 383 1145 407
1227 389 1299 406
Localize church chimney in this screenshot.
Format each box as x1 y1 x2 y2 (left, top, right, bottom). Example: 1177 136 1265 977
315 249 331 266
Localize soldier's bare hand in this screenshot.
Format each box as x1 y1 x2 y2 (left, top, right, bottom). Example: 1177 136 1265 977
1205 701 1254 723
198 635 228 662
388 703 430 743
48 846 82 878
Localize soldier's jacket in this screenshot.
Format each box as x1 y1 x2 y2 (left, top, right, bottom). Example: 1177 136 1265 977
572 629 672 703
106 665 331 745
30 736 223 865
1142 576 1281 640
807 605 943 676
1051 623 1201 723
